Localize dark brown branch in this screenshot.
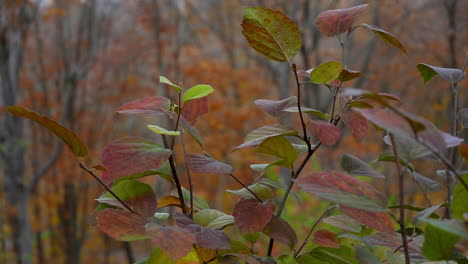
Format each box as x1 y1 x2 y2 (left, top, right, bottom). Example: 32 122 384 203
229 173 263 203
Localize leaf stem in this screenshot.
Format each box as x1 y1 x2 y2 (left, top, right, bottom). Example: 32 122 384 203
292 64 311 151
229 173 263 203
78 162 135 214
389 133 410 264
162 134 188 215
170 92 183 150
294 203 335 258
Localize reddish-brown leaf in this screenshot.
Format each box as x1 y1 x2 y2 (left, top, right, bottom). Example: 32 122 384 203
315 4 368 37
97 208 148 241
361 24 407 55
341 110 368 140
182 97 208 124
255 96 297 118
146 223 196 260
224 253 261 264
313 230 341 249
308 120 341 146
101 137 172 184
366 232 422 254
233 199 275 233
116 96 170 116
340 205 394 233
185 154 233 175
263 216 297 249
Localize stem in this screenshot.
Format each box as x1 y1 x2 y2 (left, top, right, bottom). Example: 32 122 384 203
389 133 410 264
229 173 263 203
294 203 335 258
171 92 183 150
162 134 188 215
181 133 194 217
78 162 135 214
292 64 311 150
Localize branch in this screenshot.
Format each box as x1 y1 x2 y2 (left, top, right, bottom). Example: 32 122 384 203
390 133 410 264
229 173 263 203
181 132 194 217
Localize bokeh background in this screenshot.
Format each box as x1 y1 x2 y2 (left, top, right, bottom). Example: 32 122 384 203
1 0 467 263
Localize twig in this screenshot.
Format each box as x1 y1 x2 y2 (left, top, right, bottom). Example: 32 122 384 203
294 203 335 258
390 133 410 264
78 162 135 214
162 134 188 215
292 64 311 151
170 92 182 150
229 173 263 203
180 133 194 217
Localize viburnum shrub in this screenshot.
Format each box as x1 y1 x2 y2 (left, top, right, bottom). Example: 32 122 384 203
7 4 468 264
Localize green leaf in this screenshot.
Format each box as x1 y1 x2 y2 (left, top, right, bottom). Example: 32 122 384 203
310 61 343 84
283 106 330 120
420 218 468 240
194 209 234 229
360 24 407 55
422 221 460 260
304 246 358 264
341 153 384 179
276 254 298 264
146 248 175 264
181 187 209 210
147 125 180 136
241 6 301 62
7 105 88 157
355 245 382 264
159 76 182 92
235 125 298 150
452 174 468 220
412 203 444 226
182 84 214 103
227 183 273 201
416 63 465 84
254 136 297 168
114 162 174 184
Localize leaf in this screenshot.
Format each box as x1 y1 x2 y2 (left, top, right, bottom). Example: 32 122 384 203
283 106 330 120
146 248 176 264
157 195 189 211
313 230 341 249
97 208 149 241
416 63 465 84
452 174 468 220
323 215 362 233
147 125 181 136
315 4 368 37
96 180 157 217
254 136 297 167
456 108 468 128
412 203 444 226
101 137 172 184
422 221 460 260
165 111 204 148
296 171 387 211
341 153 384 179
160 76 182 92
376 153 414 171
341 111 368 140
224 253 261 264
310 61 343 84
263 216 298 250
412 172 441 192
360 24 407 54
227 183 273 201
365 232 421 254
276 255 298 264
354 245 382 264
255 96 297 117
420 218 468 240
233 199 275 233
116 96 171 116
185 154 233 175
260 178 300 202
235 125 298 150
181 187 209 210
182 97 208 125
194 209 234 229
339 69 361 82
303 246 358 264
145 223 196 260
184 224 231 250
241 7 301 62
309 120 341 146
182 84 214 103
339 205 394 233
7 105 88 157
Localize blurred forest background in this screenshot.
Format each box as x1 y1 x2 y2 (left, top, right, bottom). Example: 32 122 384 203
0 0 467 263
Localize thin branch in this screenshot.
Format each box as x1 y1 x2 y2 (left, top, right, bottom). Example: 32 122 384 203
292 64 311 150
78 162 135 214
162 134 188 215
294 203 335 258
229 173 263 203
390 133 410 264
171 92 183 150
181 133 194 217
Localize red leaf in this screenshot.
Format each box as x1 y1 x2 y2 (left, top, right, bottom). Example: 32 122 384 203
263 216 297 249
224 253 261 264
146 223 196 260
366 232 422 254
309 120 341 146
116 96 170 115
313 230 340 248
341 111 368 140
315 4 368 37
233 199 275 233
340 205 394 233
255 96 297 117
182 97 208 125
101 137 172 184
185 154 233 175
97 208 148 241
